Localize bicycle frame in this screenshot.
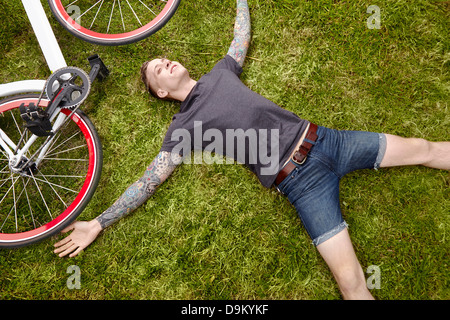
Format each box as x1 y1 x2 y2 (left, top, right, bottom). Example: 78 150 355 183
0 0 67 98
0 0 69 168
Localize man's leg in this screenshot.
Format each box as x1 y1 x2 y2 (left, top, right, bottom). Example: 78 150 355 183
316 228 374 300
381 134 450 170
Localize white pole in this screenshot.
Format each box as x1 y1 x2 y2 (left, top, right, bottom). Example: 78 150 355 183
0 80 47 97
22 0 67 72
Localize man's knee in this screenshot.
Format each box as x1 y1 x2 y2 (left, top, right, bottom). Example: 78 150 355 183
410 138 431 162
384 135 433 167
414 138 439 165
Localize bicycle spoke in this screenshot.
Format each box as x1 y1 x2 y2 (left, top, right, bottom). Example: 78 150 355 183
36 168 67 208
42 158 89 162
29 171 53 221
0 175 20 232
24 173 79 194
0 175 19 206
90 0 105 29
45 144 86 158
139 0 157 16
10 110 23 137
21 176 37 229
78 0 103 19
107 0 116 33
8 110 29 155
126 0 142 26
4 176 32 232
12 174 18 232
43 131 64 158
117 0 126 32
0 165 11 188
65 0 80 8
45 129 83 155
44 117 77 157
35 174 84 178
0 148 9 159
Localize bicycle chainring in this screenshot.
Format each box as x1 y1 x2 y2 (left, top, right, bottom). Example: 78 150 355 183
45 67 91 110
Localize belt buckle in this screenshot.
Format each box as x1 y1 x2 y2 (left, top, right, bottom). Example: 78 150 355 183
292 154 307 165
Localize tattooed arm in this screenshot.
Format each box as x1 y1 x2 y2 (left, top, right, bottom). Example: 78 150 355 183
96 151 182 228
54 151 182 257
227 0 251 67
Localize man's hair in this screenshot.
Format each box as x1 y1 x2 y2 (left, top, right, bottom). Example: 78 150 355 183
140 59 173 102
140 61 157 98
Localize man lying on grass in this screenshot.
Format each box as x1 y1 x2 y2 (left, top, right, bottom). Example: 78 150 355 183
54 0 450 300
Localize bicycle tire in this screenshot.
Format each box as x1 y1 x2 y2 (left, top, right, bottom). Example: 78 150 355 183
48 0 181 46
0 94 102 248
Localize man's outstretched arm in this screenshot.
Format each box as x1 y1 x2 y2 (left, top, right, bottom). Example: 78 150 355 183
54 151 182 257
96 151 182 228
227 0 251 67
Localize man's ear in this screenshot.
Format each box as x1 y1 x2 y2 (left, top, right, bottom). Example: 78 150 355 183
157 89 169 99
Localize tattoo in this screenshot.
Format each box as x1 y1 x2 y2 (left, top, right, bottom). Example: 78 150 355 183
227 0 251 67
96 151 182 229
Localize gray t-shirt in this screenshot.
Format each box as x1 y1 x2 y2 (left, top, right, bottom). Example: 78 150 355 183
160 55 309 187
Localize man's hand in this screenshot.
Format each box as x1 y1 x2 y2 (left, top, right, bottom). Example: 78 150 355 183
54 219 102 258
52 151 181 257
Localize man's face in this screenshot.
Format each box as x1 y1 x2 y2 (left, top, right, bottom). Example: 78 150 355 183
145 58 189 99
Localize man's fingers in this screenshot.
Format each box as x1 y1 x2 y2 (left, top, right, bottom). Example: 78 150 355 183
54 235 72 248
57 243 78 258
54 238 86 257
54 239 74 255
69 246 84 258
60 222 77 234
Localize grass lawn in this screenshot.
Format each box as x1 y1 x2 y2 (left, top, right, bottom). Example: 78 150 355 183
0 0 448 300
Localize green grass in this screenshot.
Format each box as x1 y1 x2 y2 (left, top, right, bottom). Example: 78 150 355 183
0 0 449 300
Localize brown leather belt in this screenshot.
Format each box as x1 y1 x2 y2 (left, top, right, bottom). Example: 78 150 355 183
275 123 318 186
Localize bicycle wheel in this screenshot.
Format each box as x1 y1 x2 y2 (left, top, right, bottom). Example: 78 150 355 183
0 94 102 248
48 0 181 46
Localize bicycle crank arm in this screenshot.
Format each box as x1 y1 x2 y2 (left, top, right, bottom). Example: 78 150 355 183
88 54 110 82
45 86 66 119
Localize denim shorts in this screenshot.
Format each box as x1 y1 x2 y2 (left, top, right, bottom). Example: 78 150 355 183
276 126 387 246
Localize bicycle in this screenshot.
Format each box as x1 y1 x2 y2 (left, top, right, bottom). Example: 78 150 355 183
48 0 181 46
0 0 180 248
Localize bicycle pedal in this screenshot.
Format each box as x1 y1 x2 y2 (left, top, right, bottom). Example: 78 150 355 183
19 103 53 137
24 121 53 137
88 54 110 81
